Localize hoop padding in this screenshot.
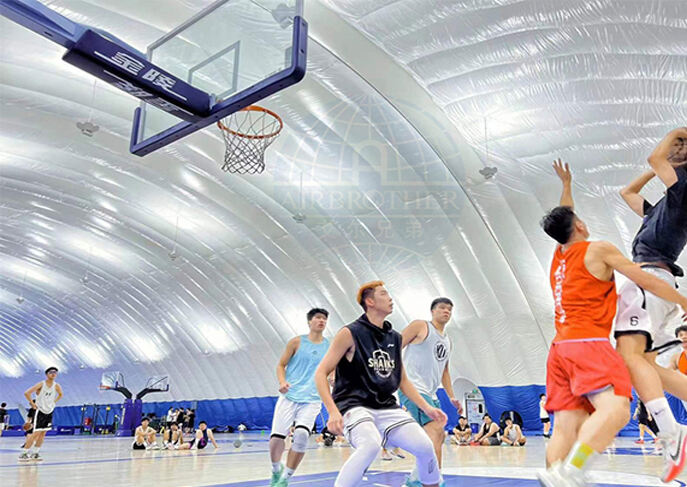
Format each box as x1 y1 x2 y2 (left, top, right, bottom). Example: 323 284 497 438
217 106 283 174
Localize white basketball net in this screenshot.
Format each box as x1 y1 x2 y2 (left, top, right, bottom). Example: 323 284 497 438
218 106 282 174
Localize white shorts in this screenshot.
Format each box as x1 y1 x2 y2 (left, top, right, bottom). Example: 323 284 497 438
342 406 416 448
271 395 321 438
615 267 682 353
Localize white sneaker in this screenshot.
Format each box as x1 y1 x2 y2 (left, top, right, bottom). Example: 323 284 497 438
659 425 687 483
149 443 160 450
18 452 29 462
537 463 587 487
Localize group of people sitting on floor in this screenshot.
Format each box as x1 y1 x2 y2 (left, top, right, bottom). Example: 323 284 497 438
132 417 219 451
451 414 527 447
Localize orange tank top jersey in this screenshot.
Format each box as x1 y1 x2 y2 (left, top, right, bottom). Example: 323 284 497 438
550 241 617 342
678 351 687 375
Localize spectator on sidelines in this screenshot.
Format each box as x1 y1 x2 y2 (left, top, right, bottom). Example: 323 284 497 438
451 416 472 445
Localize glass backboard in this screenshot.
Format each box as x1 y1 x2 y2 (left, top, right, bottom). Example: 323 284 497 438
132 0 305 154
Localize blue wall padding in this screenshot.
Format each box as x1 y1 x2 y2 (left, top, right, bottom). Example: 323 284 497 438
3 386 685 433
479 384 546 432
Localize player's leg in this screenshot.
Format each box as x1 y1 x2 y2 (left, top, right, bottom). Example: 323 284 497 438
638 424 646 442
540 392 626 487
617 332 687 481
615 277 687 480
334 409 383 487
278 402 320 484
399 392 443 485
269 396 296 485
422 416 445 466
543 419 551 437
384 416 439 487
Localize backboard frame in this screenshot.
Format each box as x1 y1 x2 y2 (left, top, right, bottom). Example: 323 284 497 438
129 5 308 157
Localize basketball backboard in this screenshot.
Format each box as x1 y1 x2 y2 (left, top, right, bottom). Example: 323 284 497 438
1 0 306 157
130 0 306 156
99 371 124 390
143 375 169 392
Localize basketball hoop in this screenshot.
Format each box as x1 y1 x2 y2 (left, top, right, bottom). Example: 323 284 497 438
217 105 283 174
98 385 111 393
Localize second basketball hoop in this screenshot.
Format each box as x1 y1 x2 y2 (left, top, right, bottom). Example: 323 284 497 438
217 105 283 174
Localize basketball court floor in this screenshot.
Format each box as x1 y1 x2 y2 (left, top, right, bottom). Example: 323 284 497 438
1 433 685 487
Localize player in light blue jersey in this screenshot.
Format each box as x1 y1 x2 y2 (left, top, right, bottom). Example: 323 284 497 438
269 308 330 487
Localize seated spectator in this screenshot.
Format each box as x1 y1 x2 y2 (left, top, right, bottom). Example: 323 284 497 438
451 416 472 445
132 418 159 450
501 417 526 446
163 423 183 449
473 414 500 446
177 421 219 450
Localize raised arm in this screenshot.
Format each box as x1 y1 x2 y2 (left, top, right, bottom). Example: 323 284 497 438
648 128 687 189
276 337 300 394
553 158 574 209
597 242 687 310
619 170 655 217
314 327 353 435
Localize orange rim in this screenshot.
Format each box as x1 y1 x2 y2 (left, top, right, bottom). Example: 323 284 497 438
217 105 283 140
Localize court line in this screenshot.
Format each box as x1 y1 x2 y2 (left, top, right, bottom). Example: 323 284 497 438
0 445 319 468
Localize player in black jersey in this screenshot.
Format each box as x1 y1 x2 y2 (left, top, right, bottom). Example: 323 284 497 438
315 280 447 487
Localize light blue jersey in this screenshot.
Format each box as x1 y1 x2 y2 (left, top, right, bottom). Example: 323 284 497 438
285 335 330 403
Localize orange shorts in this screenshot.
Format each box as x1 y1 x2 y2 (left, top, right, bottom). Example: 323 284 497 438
545 339 632 414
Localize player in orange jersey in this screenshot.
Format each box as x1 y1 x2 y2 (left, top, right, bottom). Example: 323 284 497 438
537 160 687 487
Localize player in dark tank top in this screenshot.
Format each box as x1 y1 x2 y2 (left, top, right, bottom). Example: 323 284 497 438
315 281 447 487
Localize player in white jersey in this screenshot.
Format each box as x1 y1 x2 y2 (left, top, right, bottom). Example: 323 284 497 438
19 367 63 462
400 297 463 487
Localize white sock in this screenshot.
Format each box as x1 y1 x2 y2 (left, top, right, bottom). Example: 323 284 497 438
409 465 419 481
281 467 296 479
271 462 282 473
646 398 678 437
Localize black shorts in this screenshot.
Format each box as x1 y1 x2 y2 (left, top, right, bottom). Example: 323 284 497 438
638 412 659 434
484 436 500 446
33 410 53 432
132 441 146 450
540 417 550 424
187 438 206 449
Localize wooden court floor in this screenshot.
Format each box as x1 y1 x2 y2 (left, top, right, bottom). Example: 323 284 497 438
1 433 685 486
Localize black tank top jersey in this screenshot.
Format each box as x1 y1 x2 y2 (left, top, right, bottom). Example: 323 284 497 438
632 165 687 277
332 314 402 415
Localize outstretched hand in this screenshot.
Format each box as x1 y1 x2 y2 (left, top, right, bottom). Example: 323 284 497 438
553 158 572 184
450 397 464 415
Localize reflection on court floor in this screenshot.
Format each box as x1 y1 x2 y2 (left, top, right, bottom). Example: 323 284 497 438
1 434 685 486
